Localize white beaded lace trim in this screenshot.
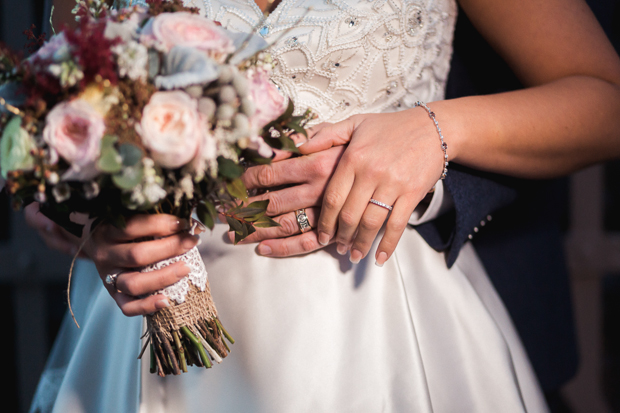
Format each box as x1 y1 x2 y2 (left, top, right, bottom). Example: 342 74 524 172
141 222 207 304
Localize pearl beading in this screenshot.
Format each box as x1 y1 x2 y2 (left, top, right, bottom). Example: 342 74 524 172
195 0 457 125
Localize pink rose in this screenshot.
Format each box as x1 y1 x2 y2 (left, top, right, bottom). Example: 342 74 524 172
247 68 287 130
43 99 105 180
142 12 234 61
139 91 203 169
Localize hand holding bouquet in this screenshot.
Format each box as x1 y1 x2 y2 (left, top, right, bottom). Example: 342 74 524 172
0 0 312 376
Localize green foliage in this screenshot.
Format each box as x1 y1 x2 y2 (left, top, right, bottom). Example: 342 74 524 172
217 157 244 180
97 135 123 174
112 164 143 190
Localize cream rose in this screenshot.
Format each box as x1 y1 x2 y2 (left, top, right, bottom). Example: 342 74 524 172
139 91 203 169
43 99 105 180
246 68 288 130
142 12 234 61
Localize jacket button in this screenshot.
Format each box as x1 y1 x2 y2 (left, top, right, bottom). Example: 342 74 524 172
468 234 473 240
473 227 479 233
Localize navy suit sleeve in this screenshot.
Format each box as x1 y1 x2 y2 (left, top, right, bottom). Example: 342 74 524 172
415 164 517 267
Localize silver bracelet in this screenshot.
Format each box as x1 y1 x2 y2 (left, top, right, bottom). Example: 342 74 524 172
414 101 448 180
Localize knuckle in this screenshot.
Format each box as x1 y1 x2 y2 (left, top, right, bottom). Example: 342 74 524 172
266 193 282 215
256 166 275 187
279 215 299 235
123 277 140 296
360 215 384 232
300 237 317 253
339 210 357 227
387 216 408 233
323 191 343 210
125 246 145 267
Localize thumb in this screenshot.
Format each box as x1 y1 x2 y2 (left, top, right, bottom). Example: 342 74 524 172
298 118 355 155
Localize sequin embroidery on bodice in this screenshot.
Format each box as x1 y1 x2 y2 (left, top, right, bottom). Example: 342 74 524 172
194 0 456 123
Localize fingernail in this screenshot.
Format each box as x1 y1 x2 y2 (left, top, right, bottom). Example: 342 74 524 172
337 243 347 255
375 252 388 267
256 244 272 256
156 299 170 309
350 249 362 264
295 141 306 148
318 232 330 246
183 235 198 249
172 219 190 232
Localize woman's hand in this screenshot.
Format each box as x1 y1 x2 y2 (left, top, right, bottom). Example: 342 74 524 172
25 202 90 257
82 214 199 316
231 143 346 256
299 109 445 266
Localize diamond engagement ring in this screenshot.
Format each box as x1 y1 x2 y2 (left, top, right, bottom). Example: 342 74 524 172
105 272 120 289
369 198 393 211
295 209 312 233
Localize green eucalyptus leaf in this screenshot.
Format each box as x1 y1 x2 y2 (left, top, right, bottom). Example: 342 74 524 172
97 147 123 174
119 144 143 167
235 207 266 218
226 178 248 203
247 200 269 210
203 201 217 220
112 165 144 190
226 215 243 233
197 202 215 230
217 156 244 180
253 215 280 228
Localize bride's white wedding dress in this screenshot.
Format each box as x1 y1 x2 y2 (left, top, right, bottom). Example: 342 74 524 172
30 0 549 412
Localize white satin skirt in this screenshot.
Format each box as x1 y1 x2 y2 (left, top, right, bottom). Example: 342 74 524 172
31 223 549 413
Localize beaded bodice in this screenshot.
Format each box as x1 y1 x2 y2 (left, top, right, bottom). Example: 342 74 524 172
192 0 457 123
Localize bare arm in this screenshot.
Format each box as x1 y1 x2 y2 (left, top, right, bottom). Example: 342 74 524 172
300 0 620 264
439 0 620 177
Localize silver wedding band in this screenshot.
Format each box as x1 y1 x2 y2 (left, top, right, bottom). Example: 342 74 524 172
295 209 312 233
369 198 393 211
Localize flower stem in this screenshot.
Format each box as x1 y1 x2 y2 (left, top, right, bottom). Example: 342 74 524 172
172 330 188 373
216 317 235 344
181 326 212 369
158 332 181 375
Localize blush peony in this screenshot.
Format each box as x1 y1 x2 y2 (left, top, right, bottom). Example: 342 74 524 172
43 99 105 180
142 12 234 62
138 90 203 169
246 68 288 130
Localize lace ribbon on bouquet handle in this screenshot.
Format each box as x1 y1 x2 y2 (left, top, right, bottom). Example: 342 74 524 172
141 221 207 304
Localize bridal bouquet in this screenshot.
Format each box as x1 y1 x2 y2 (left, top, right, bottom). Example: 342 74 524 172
0 0 311 376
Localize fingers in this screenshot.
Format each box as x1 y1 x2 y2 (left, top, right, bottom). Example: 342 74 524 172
316 158 355 246
246 184 321 216
103 214 192 242
97 232 200 269
255 231 327 257
113 292 172 317
348 191 397 263
373 196 419 266
230 208 319 244
114 261 190 297
332 182 377 256
242 157 309 190
298 119 356 155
